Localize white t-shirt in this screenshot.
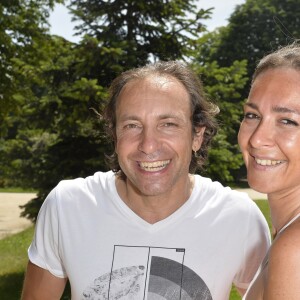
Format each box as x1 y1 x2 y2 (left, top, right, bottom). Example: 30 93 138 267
29 171 271 300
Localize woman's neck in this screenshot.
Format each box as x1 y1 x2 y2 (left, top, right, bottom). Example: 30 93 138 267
268 187 300 233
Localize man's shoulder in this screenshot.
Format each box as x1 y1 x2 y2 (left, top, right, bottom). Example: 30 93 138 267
51 171 115 203
57 171 114 190
194 174 252 203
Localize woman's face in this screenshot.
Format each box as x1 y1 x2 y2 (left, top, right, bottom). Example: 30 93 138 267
238 68 300 196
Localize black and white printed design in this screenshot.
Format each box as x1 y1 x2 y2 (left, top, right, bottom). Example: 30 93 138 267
82 245 212 300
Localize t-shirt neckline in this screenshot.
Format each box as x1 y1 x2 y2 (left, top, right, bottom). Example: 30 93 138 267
108 172 201 232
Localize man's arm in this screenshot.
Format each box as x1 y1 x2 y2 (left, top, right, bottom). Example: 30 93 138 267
21 261 67 300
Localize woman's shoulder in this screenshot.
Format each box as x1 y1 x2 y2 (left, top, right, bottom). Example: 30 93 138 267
271 218 300 259
267 217 300 299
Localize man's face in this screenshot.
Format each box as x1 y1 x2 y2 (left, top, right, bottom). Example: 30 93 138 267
115 75 204 198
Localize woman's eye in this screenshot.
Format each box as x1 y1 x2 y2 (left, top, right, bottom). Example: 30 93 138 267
244 112 259 120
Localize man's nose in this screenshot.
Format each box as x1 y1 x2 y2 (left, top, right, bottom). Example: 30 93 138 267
138 127 161 156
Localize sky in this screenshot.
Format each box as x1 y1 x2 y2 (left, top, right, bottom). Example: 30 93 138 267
49 0 246 43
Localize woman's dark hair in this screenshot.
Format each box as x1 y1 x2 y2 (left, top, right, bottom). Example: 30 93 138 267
253 43 300 83
104 60 219 179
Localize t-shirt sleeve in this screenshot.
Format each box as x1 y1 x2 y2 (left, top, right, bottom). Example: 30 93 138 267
233 200 271 290
28 187 67 278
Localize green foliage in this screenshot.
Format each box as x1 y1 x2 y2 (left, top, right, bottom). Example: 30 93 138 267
4 0 290 221
2 0 217 222
192 59 248 182
207 134 243 183
1 34 113 221
0 0 64 135
69 0 212 64
211 0 300 96
230 285 241 300
198 0 300 184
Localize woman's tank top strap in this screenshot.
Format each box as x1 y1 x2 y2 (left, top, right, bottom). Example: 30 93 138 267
278 212 300 235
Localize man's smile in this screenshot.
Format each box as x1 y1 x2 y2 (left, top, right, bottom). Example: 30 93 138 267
138 160 171 172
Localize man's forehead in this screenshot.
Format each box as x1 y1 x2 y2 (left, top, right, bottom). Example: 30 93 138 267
123 74 181 91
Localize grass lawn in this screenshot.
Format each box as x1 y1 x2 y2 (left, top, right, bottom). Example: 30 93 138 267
255 200 272 230
0 187 36 193
0 226 34 300
0 200 271 300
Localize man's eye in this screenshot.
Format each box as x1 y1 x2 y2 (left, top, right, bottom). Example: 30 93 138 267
124 123 139 129
163 122 177 127
281 119 299 126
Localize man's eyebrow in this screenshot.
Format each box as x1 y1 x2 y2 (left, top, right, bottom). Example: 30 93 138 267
158 113 182 120
119 114 140 121
118 113 182 121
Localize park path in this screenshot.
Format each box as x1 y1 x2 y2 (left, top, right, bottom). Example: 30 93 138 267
0 192 35 239
0 189 267 240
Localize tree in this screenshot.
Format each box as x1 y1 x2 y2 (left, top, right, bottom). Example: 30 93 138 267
211 0 300 92
65 0 249 184
1 34 111 221
192 53 248 182
2 0 251 222
0 0 64 135
69 0 212 66
196 0 300 183
2 0 214 222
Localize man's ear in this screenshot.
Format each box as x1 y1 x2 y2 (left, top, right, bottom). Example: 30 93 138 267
192 127 206 152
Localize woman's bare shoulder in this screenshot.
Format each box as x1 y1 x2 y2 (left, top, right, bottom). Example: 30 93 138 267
266 219 300 299
270 218 300 261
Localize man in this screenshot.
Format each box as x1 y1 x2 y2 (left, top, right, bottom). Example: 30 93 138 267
21 61 270 300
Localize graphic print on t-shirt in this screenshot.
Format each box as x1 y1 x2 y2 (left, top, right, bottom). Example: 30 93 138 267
81 245 212 300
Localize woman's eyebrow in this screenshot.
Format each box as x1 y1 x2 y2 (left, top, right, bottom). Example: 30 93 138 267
245 102 300 115
244 102 258 110
272 105 300 115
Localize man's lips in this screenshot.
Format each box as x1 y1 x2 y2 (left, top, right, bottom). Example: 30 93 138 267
138 160 171 172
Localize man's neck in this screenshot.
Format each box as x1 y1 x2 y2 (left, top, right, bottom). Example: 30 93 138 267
115 175 194 224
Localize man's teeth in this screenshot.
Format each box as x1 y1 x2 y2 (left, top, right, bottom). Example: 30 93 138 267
255 158 282 166
139 160 170 171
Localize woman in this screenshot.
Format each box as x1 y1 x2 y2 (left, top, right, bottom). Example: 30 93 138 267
238 43 300 300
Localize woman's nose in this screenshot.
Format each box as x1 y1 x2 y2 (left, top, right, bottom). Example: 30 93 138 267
249 121 275 148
